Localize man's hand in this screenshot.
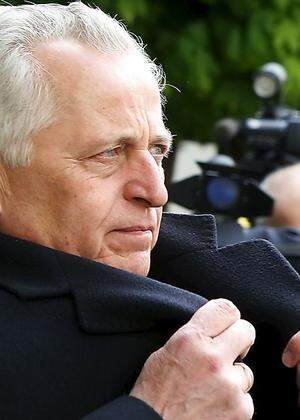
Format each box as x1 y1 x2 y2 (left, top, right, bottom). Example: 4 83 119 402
130 299 256 419
282 331 300 406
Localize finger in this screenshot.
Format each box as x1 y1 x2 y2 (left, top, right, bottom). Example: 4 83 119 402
214 319 256 363
242 392 255 419
282 331 300 367
189 299 241 339
233 362 254 393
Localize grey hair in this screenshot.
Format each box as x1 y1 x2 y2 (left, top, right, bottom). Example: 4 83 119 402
0 2 165 167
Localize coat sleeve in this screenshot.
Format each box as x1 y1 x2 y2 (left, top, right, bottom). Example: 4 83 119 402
81 396 162 420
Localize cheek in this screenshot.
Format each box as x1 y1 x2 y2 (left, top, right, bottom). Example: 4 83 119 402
52 176 119 229
60 184 121 258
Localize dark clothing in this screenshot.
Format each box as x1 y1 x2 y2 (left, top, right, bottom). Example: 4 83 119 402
218 222 300 274
244 226 300 275
0 213 299 419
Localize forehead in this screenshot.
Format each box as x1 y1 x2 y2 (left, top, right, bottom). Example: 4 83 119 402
35 40 161 112
34 40 167 149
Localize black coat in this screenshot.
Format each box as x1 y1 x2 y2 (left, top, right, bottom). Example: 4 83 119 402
0 213 299 419
218 221 300 275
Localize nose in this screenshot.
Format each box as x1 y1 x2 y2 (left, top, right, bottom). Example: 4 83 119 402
123 151 168 207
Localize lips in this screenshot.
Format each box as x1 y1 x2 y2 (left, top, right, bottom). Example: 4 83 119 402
117 225 154 233
109 224 156 251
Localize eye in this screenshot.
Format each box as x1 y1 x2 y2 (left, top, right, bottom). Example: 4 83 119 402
149 143 170 160
95 145 125 160
102 149 118 158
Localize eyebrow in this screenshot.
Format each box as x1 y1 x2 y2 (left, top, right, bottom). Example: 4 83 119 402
80 130 174 157
151 130 174 149
116 130 174 148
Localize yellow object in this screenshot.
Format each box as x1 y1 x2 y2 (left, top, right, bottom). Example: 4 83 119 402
237 217 251 229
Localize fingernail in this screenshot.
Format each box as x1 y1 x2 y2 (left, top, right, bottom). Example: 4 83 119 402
282 349 294 367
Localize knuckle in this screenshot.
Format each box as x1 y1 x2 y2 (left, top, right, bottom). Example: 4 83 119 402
165 325 226 372
166 325 206 355
201 347 224 374
212 298 241 320
288 331 300 349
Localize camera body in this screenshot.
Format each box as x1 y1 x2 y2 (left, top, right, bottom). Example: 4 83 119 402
169 161 273 218
217 110 300 175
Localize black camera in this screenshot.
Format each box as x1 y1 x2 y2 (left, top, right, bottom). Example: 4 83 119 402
169 63 300 220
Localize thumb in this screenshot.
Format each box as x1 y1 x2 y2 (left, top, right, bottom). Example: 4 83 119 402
282 331 300 368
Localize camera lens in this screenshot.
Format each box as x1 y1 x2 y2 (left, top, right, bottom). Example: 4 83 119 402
206 178 239 210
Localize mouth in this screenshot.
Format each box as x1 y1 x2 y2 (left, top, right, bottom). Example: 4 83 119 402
114 226 154 236
109 225 156 251
116 225 154 233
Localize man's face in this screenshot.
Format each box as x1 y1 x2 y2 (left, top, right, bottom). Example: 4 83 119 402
0 41 170 276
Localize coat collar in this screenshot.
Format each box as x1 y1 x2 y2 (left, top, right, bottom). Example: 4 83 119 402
0 213 213 334
151 213 217 268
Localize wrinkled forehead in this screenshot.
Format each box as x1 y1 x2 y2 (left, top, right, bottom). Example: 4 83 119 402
34 39 162 114
32 40 167 156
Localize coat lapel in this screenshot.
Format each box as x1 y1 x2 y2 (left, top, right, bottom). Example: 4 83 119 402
152 213 300 341
59 251 206 333
0 213 299 340
0 219 209 334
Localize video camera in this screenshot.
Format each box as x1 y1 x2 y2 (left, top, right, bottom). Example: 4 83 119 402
169 63 300 220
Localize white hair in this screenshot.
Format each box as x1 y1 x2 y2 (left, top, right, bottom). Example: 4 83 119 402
0 2 165 167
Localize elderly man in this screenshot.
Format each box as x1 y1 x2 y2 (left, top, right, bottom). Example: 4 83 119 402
0 3 299 420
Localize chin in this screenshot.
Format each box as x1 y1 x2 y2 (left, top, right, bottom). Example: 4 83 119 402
124 258 150 276
114 252 151 276
96 250 151 276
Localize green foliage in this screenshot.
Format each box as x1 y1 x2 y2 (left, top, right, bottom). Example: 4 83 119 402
97 0 300 142
113 0 149 24
11 0 300 143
